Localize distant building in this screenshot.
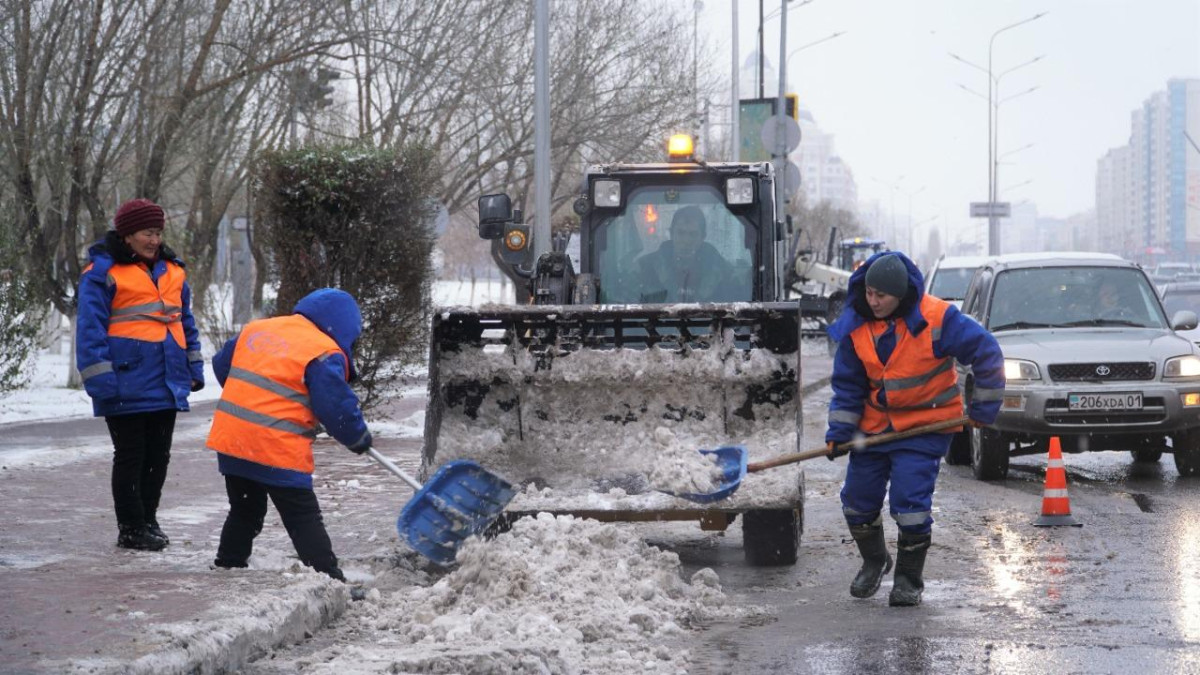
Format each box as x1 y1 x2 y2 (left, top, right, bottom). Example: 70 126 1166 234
738 52 859 216
1095 78 1200 264
794 108 859 214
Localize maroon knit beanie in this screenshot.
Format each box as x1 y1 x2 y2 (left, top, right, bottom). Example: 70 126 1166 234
113 198 165 237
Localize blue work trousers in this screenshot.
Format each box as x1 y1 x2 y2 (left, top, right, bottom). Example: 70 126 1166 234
840 446 943 535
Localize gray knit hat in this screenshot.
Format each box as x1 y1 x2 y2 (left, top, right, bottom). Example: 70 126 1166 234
864 253 909 298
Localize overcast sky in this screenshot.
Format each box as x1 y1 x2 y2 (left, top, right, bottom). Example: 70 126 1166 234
694 0 1200 246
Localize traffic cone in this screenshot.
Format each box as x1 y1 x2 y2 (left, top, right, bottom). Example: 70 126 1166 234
1033 437 1082 527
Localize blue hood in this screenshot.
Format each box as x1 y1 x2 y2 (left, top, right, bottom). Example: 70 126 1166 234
293 288 362 379
828 251 927 342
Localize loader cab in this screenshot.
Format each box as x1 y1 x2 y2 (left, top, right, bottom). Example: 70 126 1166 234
574 152 781 305
838 237 888 273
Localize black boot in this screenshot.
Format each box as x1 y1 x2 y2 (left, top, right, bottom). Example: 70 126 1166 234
889 532 931 607
848 523 893 598
146 520 169 546
117 525 166 552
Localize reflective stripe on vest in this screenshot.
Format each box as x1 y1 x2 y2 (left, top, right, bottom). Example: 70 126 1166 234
105 262 187 346
206 314 347 474
849 294 964 434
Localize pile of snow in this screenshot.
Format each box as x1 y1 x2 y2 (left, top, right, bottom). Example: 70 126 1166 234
432 326 803 509
288 514 746 673
646 426 723 495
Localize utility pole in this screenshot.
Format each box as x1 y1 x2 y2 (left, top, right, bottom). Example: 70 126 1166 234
732 0 740 161
533 0 551 262
758 0 765 99
774 0 788 223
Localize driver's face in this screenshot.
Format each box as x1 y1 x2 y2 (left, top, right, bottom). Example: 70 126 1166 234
672 219 704 257
1099 284 1118 307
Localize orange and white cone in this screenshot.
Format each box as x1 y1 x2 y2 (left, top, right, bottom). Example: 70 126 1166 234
1033 436 1082 527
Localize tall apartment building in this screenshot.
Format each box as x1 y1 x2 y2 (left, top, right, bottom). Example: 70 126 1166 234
795 108 859 213
1095 79 1200 263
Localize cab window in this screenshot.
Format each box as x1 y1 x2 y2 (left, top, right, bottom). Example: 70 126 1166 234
592 185 755 304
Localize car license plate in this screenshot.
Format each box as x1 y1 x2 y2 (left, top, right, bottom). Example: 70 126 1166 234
1067 392 1143 411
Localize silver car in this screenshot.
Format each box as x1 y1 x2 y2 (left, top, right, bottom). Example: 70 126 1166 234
951 252 1200 480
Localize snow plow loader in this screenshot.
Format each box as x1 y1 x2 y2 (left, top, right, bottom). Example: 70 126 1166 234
424 136 807 565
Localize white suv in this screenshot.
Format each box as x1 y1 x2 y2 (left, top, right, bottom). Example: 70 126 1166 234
926 255 990 308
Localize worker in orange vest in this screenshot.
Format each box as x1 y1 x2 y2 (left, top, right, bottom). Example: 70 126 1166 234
207 288 371 581
76 198 205 552
825 251 1004 606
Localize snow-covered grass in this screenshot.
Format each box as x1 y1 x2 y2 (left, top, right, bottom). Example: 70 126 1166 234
0 279 514 427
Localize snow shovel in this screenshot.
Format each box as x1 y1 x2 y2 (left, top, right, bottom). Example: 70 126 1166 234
666 416 972 504
366 448 517 566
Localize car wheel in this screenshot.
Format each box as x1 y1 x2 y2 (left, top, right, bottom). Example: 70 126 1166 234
743 508 801 566
1130 448 1163 464
945 429 971 465
970 426 1009 480
1173 430 1200 477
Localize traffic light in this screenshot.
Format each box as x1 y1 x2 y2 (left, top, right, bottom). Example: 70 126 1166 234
292 66 339 112
312 68 339 109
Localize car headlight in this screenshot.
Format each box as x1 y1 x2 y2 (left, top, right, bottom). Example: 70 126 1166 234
1164 355 1200 379
593 180 621 208
726 177 755 205
1004 358 1040 382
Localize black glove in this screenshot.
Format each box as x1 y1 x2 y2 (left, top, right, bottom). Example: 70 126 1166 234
191 380 204 392
348 431 372 455
826 441 850 461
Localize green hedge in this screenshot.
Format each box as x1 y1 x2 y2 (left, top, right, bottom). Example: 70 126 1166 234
255 142 439 410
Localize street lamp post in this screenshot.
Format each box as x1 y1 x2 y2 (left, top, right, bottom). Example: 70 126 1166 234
905 185 926 252
951 12 1046 255
757 0 817 98
786 31 846 72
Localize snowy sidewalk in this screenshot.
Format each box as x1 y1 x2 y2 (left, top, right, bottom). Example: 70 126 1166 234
0 352 832 674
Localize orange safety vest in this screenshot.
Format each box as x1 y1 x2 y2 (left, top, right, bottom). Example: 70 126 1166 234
206 315 347 474
849 294 963 434
94 261 188 346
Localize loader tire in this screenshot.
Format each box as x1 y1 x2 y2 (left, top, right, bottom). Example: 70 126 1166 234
743 508 801 566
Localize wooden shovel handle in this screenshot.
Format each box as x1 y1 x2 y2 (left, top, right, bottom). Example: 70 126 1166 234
746 416 971 473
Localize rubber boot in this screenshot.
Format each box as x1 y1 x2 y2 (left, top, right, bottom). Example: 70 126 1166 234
889 532 931 607
848 524 893 598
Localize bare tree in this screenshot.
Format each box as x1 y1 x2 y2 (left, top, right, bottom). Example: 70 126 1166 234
338 0 718 231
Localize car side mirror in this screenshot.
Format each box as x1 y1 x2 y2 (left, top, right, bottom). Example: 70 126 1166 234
1171 310 1198 331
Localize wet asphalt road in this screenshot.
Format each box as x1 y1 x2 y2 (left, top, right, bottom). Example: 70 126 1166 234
666 384 1200 674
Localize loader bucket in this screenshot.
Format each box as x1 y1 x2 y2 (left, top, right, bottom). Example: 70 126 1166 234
422 302 801 496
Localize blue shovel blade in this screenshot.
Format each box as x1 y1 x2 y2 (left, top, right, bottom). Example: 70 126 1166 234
397 459 517 566
659 445 748 504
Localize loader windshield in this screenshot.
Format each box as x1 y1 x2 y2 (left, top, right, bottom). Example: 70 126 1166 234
593 185 755 304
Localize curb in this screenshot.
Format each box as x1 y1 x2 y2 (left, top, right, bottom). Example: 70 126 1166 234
69 577 347 675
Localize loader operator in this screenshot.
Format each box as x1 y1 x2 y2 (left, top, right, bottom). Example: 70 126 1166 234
206 288 371 581
825 251 1004 607
636 205 734 303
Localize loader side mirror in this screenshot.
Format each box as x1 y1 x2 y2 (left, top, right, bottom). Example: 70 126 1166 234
478 194 512 240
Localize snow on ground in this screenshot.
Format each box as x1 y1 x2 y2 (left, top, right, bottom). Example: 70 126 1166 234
0 350 220 426
0 279 510 427
257 514 759 674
